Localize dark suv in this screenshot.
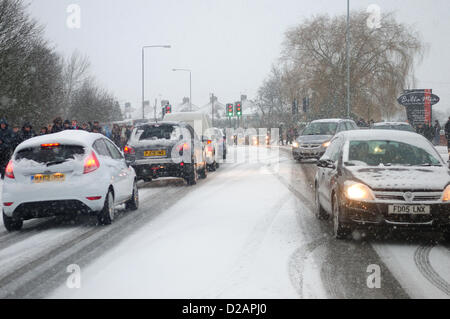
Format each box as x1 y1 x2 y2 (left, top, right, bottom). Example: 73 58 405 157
124 122 207 185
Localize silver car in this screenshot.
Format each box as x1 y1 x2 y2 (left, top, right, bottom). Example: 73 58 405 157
292 119 358 161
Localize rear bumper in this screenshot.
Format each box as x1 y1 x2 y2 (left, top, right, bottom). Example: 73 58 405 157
11 200 96 220
339 200 450 231
132 162 191 179
2 175 108 217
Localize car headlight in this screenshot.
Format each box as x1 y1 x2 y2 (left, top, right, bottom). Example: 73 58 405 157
293 142 299 148
322 141 331 148
344 182 374 201
443 185 450 202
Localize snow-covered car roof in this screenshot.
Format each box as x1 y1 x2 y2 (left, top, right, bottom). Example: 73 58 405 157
15 130 104 153
339 129 422 141
311 119 348 124
373 122 412 127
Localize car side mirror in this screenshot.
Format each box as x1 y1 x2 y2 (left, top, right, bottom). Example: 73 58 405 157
317 159 336 169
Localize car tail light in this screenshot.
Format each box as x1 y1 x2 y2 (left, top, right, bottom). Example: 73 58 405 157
5 161 14 179
86 196 102 201
41 143 60 148
207 140 212 145
124 145 135 155
3 202 13 207
84 152 100 174
176 143 190 154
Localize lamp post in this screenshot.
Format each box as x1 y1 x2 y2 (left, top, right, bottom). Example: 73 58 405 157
172 68 192 111
142 45 171 119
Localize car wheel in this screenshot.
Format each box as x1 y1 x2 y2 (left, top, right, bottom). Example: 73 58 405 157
186 163 198 186
3 211 23 232
315 185 329 220
332 193 351 240
199 162 208 179
143 177 152 183
215 162 220 170
97 190 115 225
125 181 139 211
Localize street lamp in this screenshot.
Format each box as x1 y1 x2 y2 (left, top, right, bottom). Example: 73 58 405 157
172 68 192 112
142 45 171 120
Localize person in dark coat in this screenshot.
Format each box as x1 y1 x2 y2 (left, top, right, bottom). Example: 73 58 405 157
39 127 48 135
0 118 12 146
445 116 450 149
10 125 23 150
80 123 89 131
432 120 441 146
51 117 64 133
0 137 11 179
20 122 36 142
71 120 80 130
63 120 71 130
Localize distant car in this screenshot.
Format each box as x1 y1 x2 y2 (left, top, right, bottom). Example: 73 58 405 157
124 122 207 185
314 130 450 240
2 131 138 231
292 119 358 161
372 122 415 132
163 112 219 172
210 128 227 161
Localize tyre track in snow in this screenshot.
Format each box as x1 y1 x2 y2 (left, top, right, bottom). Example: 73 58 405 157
277 147 409 299
414 245 450 296
0 170 226 298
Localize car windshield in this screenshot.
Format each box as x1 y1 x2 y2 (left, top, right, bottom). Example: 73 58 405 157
15 145 85 165
135 124 180 141
373 124 415 132
302 122 338 136
347 140 442 167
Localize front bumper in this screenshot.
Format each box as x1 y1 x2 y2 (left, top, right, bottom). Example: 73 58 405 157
292 147 326 159
340 200 450 231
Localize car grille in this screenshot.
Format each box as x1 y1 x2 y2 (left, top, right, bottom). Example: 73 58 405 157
301 144 321 148
373 191 442 202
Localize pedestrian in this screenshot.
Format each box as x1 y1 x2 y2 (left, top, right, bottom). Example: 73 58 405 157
80 123 89 131
432 120 441 146
111 124 121 147
71 120 80 130
91 121 103 134
445 116 450 149
10 125 22 150
0 137 11 179
20 122 36 142
39 127 48 136
47 124 53 133
51 117 64 133
0 118 12 146
63 120 71 130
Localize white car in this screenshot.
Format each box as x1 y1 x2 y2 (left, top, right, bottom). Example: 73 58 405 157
2 130 138 231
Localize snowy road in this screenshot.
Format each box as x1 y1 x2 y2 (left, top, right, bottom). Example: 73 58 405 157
0 146 450 299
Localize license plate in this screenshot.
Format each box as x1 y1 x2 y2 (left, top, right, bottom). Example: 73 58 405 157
31 173 66 183
144 150 166 157
388 205 430 215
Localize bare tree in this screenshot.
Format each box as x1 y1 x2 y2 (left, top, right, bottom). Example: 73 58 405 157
259 11 425 123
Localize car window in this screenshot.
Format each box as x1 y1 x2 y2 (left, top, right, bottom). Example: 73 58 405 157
323 137 343 162
15 144 85 164
104 139 123 160
347 140 441 166
93 139 111 158
302 122 338 136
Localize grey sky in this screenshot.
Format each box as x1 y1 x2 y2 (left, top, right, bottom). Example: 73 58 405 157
28 0 450 118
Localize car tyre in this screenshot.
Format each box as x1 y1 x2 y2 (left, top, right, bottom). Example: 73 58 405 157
97 190 115 225
332 193 351 240
315 185 329 220
186 163 198 186
3 211 23 232
125 181 139 211
199 162 208 179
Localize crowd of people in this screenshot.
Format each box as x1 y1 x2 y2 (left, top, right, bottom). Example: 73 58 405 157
0 117 134 178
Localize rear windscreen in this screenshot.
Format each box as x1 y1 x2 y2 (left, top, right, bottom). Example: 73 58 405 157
15 145 85 164
136 124 181 141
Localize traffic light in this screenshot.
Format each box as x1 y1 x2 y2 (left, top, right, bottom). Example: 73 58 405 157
226 104 234 117
165 104 172 114
235 102 242 117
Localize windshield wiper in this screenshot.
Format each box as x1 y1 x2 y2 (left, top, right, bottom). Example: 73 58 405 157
416 163 442 167
46 160 67 167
